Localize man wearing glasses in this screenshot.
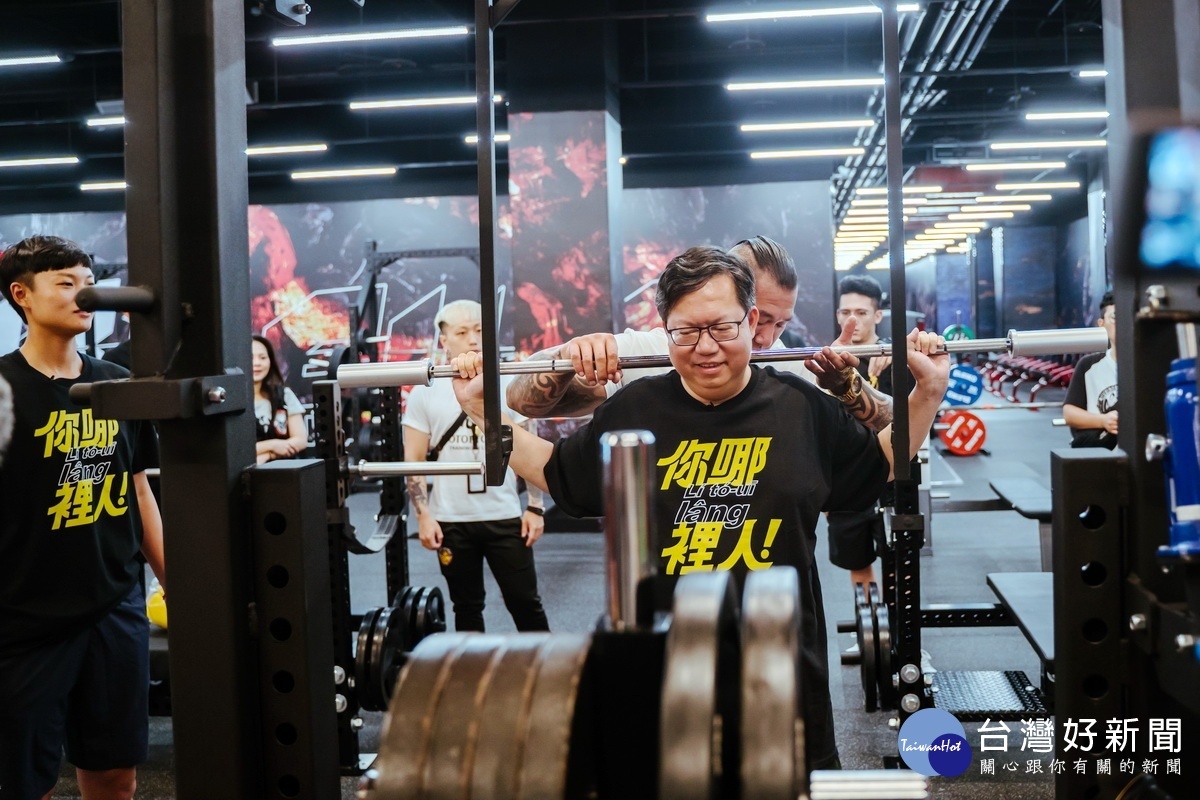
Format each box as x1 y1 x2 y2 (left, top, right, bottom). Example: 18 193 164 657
505 236 895 434
449 246 950 770
1063 291 1119 449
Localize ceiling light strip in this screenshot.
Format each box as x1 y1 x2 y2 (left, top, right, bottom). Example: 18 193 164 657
292 167 397 181
273 26 469 48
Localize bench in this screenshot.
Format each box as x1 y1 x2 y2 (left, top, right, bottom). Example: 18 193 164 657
989 477 1053 571
987 571 1055 703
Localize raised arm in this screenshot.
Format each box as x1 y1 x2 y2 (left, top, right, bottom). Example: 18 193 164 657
806 316 895 432
505 333 619 418
874 329 950 481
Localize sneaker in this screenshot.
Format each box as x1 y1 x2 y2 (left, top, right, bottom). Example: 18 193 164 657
921 648 936 674
844 642 860 656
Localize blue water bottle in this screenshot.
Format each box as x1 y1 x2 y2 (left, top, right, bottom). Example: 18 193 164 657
1152 357 1200 559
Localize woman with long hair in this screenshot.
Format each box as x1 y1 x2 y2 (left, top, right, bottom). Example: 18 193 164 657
252 334 307 464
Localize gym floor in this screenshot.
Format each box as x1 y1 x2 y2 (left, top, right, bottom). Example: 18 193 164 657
51 391 1071 799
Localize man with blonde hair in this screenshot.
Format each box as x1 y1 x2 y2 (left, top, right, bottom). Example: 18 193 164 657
403 299 550 632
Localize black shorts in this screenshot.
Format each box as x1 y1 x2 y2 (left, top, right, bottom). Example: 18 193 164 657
0 582 150 799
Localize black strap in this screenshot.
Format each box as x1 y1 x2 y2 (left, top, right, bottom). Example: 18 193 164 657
428 411 469 462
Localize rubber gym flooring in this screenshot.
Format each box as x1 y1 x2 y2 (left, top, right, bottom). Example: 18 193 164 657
50 390 1071 798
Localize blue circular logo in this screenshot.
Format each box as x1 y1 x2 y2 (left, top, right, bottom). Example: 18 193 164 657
897 708 972 777
944 364 983 407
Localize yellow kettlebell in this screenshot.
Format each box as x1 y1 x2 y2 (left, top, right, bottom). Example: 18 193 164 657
146 579 168 629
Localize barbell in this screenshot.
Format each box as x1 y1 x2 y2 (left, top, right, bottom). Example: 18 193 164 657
336 326 1109 389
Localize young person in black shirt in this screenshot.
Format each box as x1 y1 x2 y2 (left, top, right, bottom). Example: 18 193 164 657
448 246 949 770
823 275 893 592
0 236 164 800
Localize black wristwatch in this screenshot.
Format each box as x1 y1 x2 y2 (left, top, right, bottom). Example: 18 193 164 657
526 506 545 516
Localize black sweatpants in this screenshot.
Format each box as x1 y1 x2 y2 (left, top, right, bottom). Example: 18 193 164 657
437 518 550 632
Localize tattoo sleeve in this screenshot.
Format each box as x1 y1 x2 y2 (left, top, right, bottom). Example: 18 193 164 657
505 346 608 418
843 383 894 432
406 476 429 516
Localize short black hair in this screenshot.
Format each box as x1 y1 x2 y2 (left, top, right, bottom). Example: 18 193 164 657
656 246 756 322
1100 290 1114 314
727 235 797 291
837 274 884 309
0 235 93 322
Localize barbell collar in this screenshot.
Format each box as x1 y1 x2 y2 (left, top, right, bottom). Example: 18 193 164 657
335 326 1110 388
350 460 485 478
338 360 435 388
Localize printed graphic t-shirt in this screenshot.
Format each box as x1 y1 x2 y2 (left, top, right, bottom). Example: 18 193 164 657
254 386 305 442
544 365 889 765
0 350 158 650
1064 350 1118 449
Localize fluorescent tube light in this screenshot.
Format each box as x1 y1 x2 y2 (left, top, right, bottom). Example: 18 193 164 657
292 167 397 181
0 55 61 67
1024 111 1109 121
273 26 469 48
964 161 1066 171
740 118 874 133
852 198 925 206
0 156 79 168
350 94 503 111
750 147 865 159
246 143 328 156
86 116 126 128
728 78 882 92
856 185 941 195
990 139 1106 150
708 4 919 23
81 181 126 192
957 204 1031 212
948 211 1014 220
974 194 1052 203
1075 69 1108 79
464 133 512 144
995 181 1081 191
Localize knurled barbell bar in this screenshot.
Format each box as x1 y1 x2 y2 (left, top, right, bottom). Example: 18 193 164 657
336 326 1109 389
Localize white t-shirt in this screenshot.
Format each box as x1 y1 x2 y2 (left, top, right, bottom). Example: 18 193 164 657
1082 351 1118 414
603 327 819 397
255 387 304 438
405 377 526 522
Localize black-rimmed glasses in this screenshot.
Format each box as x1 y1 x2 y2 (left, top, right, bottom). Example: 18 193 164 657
666 312 749 346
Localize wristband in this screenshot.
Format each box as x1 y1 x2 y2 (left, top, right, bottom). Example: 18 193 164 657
526 506 545 516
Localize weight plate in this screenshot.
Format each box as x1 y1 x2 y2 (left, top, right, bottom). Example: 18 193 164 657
470 636 553 800
869 583 895 711
356 607 384 711
368 634 474 799
740 567 804 800
367 605 408 711
856 589 878 712
514 634 594 799
659 571 740 800
421 635 510 799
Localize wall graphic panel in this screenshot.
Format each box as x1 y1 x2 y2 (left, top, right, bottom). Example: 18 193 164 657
999 226 1057 333
620 182 833 344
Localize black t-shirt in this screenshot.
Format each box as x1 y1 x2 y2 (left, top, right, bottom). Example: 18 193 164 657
0 350 158 650
544 365 889 764
857 337 893 398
